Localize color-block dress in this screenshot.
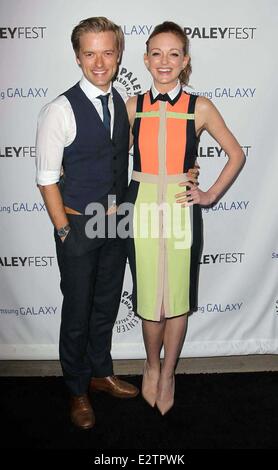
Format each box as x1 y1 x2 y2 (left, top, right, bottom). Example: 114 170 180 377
126 88 203 322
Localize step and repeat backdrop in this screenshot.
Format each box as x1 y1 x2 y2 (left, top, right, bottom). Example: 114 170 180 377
0 0 277 359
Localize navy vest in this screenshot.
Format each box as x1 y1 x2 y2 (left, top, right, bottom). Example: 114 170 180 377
61 83 129 213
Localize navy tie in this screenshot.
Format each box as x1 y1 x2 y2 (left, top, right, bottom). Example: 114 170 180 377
97 94 111 132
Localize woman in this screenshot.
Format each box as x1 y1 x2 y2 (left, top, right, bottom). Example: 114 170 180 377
125 21 245 415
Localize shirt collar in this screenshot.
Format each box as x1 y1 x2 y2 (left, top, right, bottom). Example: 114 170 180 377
151 80 181 101
79 75 112 100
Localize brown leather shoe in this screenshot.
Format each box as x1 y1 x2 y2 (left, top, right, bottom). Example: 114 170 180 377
70 394 95 430
90 375 139 398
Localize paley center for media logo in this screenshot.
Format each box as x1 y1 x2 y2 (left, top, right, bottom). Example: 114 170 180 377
0 306 57 317
115 66 142 97
0 87 48 100
0 26 46 39
114 289 140 334
0 201 46 215
0 256 55 268
197 302 243 314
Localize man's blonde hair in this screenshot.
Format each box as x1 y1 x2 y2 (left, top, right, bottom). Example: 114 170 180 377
71 16 124 60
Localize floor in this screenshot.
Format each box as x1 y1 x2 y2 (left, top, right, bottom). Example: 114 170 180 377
0 355 277 376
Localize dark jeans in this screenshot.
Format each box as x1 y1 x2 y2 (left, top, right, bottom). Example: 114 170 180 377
55 213 126 396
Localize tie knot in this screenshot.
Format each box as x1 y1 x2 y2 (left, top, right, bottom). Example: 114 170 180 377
97 93 110 105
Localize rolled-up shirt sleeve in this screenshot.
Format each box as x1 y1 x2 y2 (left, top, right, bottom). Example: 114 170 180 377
35 100 68 186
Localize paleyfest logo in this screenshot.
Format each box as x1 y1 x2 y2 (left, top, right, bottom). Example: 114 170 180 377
115 66 142 97
0 146 36 158
184 26 257 40
200 252 245 264
0 26 46 39
0 256 55 268
198 145 252 159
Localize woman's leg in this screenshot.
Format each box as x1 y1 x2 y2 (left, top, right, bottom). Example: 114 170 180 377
156 314 188 414
141 317 165 406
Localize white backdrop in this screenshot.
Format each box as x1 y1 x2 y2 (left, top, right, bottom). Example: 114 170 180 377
0 0 278 359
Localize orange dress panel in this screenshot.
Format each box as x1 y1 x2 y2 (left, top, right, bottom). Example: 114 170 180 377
138 93 160 174
166 93 189 174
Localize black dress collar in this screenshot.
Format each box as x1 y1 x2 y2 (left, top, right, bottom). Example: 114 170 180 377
149 87 182 106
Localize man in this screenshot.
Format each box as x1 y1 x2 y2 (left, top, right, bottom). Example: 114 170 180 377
36 17 138 431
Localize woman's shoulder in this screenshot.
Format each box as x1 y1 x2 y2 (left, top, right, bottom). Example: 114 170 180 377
126 95 138 116
126 90 150 117
126 95 138 106
126 95 140 125
194 95 213 109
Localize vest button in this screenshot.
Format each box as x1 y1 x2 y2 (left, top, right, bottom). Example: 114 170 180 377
113 170 117 174
113 156 117 160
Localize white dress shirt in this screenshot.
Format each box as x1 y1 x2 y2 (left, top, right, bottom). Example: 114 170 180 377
151 80 181 101
36 76 126 186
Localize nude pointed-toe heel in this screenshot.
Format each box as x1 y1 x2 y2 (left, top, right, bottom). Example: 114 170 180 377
142 361 160 408
156 376 175 416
